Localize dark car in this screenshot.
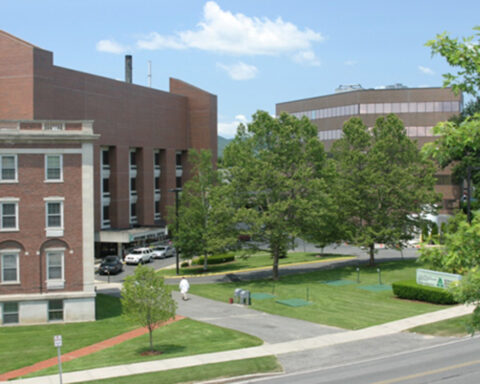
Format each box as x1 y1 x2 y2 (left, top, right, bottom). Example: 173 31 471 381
99 256 124 275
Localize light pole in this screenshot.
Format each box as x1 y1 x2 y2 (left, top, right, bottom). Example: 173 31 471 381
169 187 182 275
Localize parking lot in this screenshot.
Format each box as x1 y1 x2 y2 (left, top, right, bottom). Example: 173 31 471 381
95 256 177 283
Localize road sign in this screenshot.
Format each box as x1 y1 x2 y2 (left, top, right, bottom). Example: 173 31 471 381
54 335 62 347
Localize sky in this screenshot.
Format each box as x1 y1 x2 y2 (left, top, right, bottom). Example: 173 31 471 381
2 0 480 138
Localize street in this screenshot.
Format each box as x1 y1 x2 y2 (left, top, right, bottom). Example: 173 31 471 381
238 336 480 384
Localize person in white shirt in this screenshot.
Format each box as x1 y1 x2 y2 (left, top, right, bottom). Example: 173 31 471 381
179 277 190 301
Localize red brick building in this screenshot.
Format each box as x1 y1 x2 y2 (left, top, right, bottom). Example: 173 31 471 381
0 30 217 324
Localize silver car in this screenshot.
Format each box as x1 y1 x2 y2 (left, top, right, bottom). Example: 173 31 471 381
152 245 175 259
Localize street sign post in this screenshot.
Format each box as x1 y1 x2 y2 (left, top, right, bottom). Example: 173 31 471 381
54 335 63 384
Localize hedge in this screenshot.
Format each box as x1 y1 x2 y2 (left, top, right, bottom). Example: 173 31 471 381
193 253 235 265
392 280 458 305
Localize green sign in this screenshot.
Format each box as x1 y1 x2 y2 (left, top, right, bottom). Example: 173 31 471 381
416 268 462 290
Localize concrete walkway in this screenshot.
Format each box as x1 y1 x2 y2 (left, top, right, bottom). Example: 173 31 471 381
4 301 474 384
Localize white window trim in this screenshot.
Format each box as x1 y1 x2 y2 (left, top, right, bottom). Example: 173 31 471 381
0 154 18 183
46 250 65 290
44 154 63 182
1 250 20 284
44 198 64 237
0 198 19 232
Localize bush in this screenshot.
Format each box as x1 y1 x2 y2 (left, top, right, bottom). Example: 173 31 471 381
193 253 235 265
181 261 189 267
392 280 458 305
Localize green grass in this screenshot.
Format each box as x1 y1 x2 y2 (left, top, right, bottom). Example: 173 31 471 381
157 252 351 276
23 318 263 378
75 356 281 384
189 260 451 330
409 314 472 337
0 294 135 374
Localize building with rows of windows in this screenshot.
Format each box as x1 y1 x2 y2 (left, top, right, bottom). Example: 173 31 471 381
0 30 217 325
276 85 463 213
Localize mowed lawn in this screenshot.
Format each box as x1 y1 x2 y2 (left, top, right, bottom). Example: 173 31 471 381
157 251 353 276
0 294 135 374
189 259 451 330
25 317 263 378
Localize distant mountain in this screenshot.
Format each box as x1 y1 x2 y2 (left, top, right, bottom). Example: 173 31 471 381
218 136 232 158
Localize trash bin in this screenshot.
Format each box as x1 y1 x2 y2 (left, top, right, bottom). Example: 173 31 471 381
234 288 244 304
240 289 251 305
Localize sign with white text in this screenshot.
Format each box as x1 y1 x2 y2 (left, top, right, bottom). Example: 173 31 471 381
54 335 62 347
416 268 462 289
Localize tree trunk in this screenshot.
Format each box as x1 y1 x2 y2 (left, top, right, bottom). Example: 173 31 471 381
149 328 154 351
272 245 279 280
369 243 375 266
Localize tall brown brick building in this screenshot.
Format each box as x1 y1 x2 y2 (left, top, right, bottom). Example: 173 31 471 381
277 85 463 214
0 30 217 325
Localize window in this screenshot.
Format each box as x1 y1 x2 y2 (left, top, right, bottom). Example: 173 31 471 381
46 201 63 228
101 148 110 169
102 178 110 196
1 252 19 283
130 178 137 195
3 302 19 324
154 150 160 169
0 201 18 230
154 176 160 191
47 251 63 281
45 155 62 181
1 155 17 182
130 150 137 169
43 122 64 131
48 300 63 321
102 205 110 223
130 202 137 224
176 152 182 167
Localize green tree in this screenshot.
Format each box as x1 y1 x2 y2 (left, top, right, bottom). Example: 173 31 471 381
426 26 480 96
121 265 176 352
451 268 480 334
419 212 480 274
170 149 237 270
223 111 339 280
331 115 438 265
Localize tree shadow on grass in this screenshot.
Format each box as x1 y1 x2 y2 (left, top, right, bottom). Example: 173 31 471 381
135 344 185 356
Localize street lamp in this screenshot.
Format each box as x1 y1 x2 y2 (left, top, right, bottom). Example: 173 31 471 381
169 187 182 274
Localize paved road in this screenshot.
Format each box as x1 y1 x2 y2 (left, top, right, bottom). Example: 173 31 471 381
236 336 480 384
95 256 176 283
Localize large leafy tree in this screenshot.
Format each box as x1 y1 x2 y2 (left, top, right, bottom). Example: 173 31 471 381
426 26 480 96
170 149 237 270
331 115 438 265
121 265 176 352
223 111 338 280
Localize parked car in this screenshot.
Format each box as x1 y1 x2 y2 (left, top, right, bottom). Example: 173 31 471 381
151 245 176 259
125 247 153 265
99 256 124 275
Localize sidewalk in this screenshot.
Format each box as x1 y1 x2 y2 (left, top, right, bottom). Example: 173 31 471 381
4 303 474 384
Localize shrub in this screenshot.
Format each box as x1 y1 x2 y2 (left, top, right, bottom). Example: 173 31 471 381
193 253 235 265
392 280 458 305
180 261 189 267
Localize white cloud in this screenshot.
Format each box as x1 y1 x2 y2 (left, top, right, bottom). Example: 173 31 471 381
344 59 357 66
96 39 129 54
217 62 258 80
218 115 248 138
419 65 435 75
136 1 323 64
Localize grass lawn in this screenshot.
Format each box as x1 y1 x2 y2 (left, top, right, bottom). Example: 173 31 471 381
189 259 451 330
157 251 352 276
75 356 281 384
409 314 472 337
24 317 263 378
0 294 135 374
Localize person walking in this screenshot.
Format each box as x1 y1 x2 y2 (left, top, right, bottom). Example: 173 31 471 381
179 277 190 301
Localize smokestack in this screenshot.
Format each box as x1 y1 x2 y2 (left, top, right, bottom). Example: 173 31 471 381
125 55 132 83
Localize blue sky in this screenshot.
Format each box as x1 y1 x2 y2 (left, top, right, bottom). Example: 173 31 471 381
2 0 479 137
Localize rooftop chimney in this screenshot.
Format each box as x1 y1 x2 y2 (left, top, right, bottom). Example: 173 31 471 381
125 55 132 83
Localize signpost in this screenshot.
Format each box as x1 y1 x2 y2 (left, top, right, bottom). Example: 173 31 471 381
416 269 462 289
54 335 63 384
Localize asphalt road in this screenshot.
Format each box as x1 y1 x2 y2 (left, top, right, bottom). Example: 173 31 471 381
237 336 480 384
